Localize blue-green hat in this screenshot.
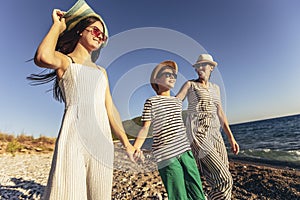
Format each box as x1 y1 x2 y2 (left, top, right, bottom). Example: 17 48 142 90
63 0 109 47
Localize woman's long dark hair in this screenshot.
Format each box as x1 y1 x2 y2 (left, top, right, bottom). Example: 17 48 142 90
27 16 105 102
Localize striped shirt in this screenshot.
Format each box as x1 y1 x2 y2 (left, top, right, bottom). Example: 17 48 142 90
141 95 191 163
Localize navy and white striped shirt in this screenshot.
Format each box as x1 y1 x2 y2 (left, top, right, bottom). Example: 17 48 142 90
141 95 191 163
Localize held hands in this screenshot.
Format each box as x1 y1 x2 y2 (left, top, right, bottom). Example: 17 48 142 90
133 148 145 163
125 144 145 163
52 9 66 34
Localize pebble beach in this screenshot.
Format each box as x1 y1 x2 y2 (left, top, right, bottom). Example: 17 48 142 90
0 144 299 200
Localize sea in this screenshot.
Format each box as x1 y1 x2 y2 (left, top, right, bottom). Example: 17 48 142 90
139 114 300 169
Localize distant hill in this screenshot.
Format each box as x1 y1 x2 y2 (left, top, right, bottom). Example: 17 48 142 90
113 110 189 140
112 116 152 140
0 111 189 151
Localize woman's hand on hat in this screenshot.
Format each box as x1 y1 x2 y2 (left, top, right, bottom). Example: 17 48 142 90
52 9 66 33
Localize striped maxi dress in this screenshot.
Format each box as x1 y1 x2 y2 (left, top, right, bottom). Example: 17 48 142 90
43 59 114 200
185 81 233 200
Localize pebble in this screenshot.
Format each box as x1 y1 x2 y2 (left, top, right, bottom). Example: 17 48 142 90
1 145 299 200
0 146 167 200
0 154 50 199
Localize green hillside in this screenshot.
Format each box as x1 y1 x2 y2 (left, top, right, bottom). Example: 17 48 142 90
112 110 188 140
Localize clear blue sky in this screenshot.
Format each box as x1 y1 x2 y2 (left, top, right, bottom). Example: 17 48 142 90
1 0 300 138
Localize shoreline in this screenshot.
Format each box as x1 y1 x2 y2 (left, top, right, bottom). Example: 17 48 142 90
229 155 300 170
114 138 300 171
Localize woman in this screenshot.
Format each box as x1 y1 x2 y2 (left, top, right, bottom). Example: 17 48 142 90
28 1 138 199
176 54 239 200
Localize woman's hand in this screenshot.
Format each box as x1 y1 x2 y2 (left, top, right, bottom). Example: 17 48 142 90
52 9 66 34
230 138 239 155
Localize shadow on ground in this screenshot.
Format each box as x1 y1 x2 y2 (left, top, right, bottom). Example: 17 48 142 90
0 177 44 199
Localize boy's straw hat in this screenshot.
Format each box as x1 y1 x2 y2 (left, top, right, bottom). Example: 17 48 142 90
150 60 178 91
63 0 109 46
193 54 217 67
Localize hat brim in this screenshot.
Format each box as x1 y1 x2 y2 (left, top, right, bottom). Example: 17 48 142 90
150 60 178 91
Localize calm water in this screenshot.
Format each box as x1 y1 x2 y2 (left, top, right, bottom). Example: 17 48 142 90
140 114 300 167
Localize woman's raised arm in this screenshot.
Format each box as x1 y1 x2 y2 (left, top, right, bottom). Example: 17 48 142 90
176 81 191 101
34 9 69 71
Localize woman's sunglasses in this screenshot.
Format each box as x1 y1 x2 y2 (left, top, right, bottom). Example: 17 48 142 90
85 26 107 42
193 62 211 68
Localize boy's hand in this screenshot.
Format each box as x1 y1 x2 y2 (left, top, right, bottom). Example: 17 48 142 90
134 148 145 163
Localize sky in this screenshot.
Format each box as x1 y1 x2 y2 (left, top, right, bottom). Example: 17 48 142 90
1 0 300 138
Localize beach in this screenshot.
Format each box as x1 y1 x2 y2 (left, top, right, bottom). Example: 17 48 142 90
0 143 299 200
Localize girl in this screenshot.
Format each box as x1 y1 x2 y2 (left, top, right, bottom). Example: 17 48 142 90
28 1 139 199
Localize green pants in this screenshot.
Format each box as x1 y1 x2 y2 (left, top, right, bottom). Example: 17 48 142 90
158 151 206 200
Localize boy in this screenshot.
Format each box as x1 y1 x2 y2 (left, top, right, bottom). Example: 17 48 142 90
133 60 206 200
